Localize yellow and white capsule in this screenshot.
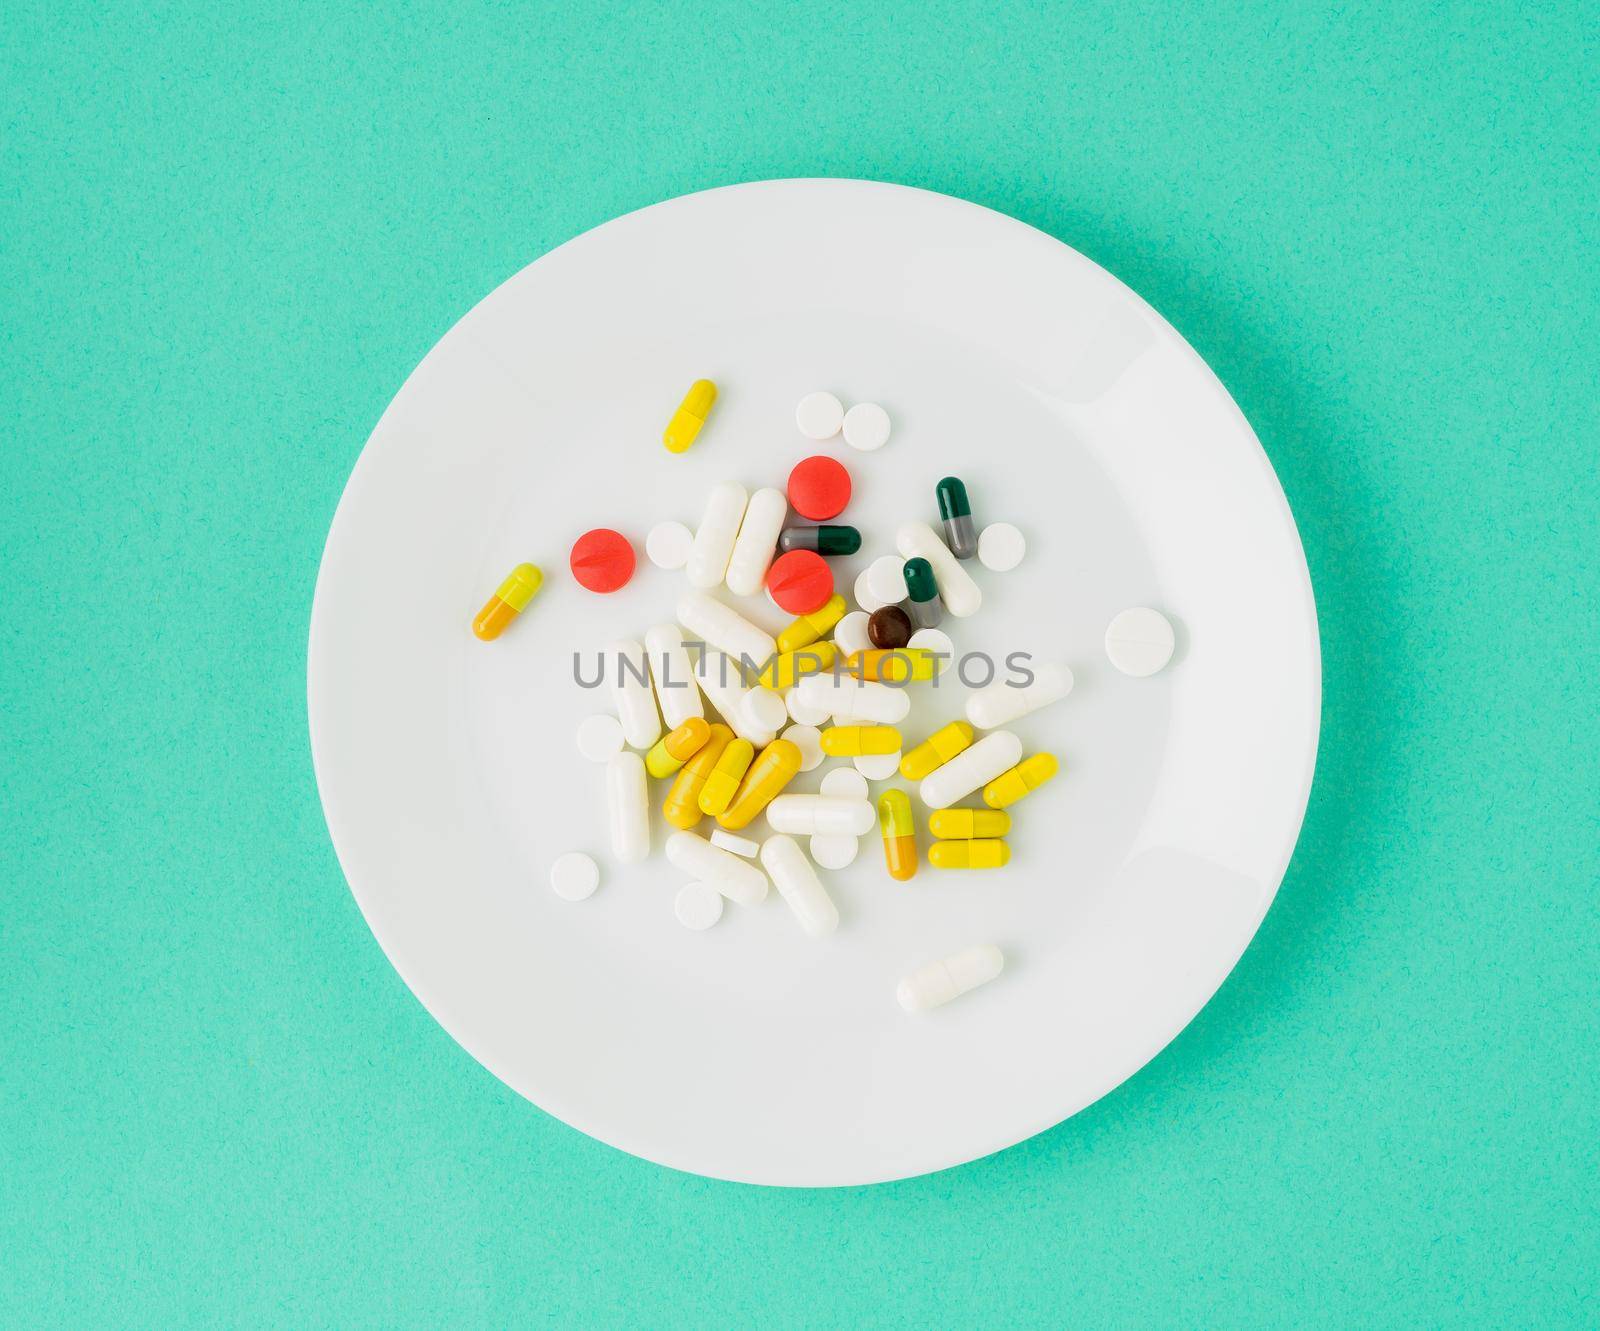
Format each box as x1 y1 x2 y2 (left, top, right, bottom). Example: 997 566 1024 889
472 563 542 641
846 649 939 683
927 839 1010 869
928 808 1011 839
663 379 716 454
983 753 1060 809
820 725 902 757
899 720 975 781
698 738 755 818
777 594 848 654
758 640 837 692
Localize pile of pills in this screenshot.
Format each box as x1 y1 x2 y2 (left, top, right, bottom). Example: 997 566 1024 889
471 380 1180 1013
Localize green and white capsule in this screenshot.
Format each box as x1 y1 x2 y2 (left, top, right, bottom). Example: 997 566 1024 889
777 525 862 556
936 477 978 560
902 557 944 629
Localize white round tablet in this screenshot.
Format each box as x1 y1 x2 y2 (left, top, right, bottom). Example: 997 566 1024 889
646 520 694 570
865 556 907 606
744 687 789 734
782 724 825 772
853 567 888 613
1105 606 1176 677
785 686 832 727
575 713 626 763
907 627 955 674
819 767 870 800
978 522 1026 572
854 751 902 780
833 610 873 657
674 882 724 930
549 852 600 902
809 834 859 870
842 402 891 452
795 391 844 440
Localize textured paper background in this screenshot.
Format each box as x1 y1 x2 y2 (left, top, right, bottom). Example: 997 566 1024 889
3 2 1596 1326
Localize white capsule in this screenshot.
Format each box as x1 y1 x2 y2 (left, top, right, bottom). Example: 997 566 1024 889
833 610 873 658
695 649 770 744
687 481 749 589
606 751 649 864
607 639 662 750
677 589 777 669
895 522 981 618
794 673 911 724
759 834 839 937
919 731 1023 808
896 944 1004 1013
965 663 1074 729
764 795 874 837
666 830 769 905
644 623 704 729
725 486 788 597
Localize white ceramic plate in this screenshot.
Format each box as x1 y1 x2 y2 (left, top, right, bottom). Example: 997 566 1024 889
308 180 1320 1186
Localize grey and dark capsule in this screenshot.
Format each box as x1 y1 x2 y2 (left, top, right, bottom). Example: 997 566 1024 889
902 557 944 629
936 477 978 560
777 525 862 556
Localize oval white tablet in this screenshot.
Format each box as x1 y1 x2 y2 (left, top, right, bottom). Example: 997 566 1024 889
907 628 954 674
575 713 625 763
865 556 907 606
710 829 759 858
646 520 694 570
833 610 873 657
809 834 859 870
795 391 844 440
674 882 724 930
819 767 870 800
842 402 891 452
977 523 1026 572
549 851 600 901
1105 607 1176 677
781 724 825 772
853 751 901 780
784 686 832 727
896 944 1004 1013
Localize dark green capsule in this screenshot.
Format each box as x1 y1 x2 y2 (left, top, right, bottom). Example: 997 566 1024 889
778 525 861 556
936 477 977 559
902 557 944 628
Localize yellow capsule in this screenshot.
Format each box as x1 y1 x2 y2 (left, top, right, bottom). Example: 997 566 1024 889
758 640 837 691
471 563 542 641
718 739 801 830
928 839 1010 869
983 753 1060 809
663 379 716 454
820 725 902 757
928 808 1011 840
645 717 712 779
899 720 976 780
698 738 754 817
662 724 733 830
776 594 848 654
846 649 938 683
878 790 917 882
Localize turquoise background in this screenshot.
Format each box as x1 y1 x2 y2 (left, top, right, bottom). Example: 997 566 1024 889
4 1 1596 1325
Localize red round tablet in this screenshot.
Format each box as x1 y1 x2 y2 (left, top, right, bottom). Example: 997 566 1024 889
787 455 851 521
569 528 635 593
766 550 834 615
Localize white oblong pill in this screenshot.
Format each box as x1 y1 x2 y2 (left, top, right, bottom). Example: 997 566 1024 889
687 481 748 589
896 522 981 618
607 639 662 750
674 882 724 930
765 795 874 837
978 522 1026 572
965 663 1074 730
919 731 1022 808
725 486 788 597
795 391 844 440
781 723 824 771
759 834 839 937
819 767 869 800
853 751 901 781
809 834 859 870
646 520 694 570
795 673 911 724
784 685 832 727
549 851 600 901
833 609 873 658
865 555 908 606
665 830 769 905
677 589 777 669
897 944 1004 1013
606 751 649 864
907 628 954 674
1105 607 1176 677
695 649 769 744
710 829 759 858
575 713 625 763
644 623 704 729
842 402 891 452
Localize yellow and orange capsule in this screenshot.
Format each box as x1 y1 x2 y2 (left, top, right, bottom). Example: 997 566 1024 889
471 563 542 641
820 725 902 757
645 717 712 779
878 790 917 882
928 839 1011 869
662 724 733 830
718 738 801 830
983 753 1060 809
663 379 717 454
758 640 837 691
928 808 1011 840
899 720 975 781
846 649 938 684
776 594 847 654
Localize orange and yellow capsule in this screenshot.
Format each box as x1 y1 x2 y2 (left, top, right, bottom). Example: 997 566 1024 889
699 738 755 818
820 725 902 757
900 720 975 781
471 563 542 641
878 789 917 881
662 723 733 830
718 738 802 830
928 839 1010 869
928 808 1011 840
983 753 1060 809
846 649 938 684
645 717 712 779
758 640 837 691
776 594 848 654
663 379 717 454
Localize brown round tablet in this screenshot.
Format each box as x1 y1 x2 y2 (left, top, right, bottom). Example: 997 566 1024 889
868 606 913 650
